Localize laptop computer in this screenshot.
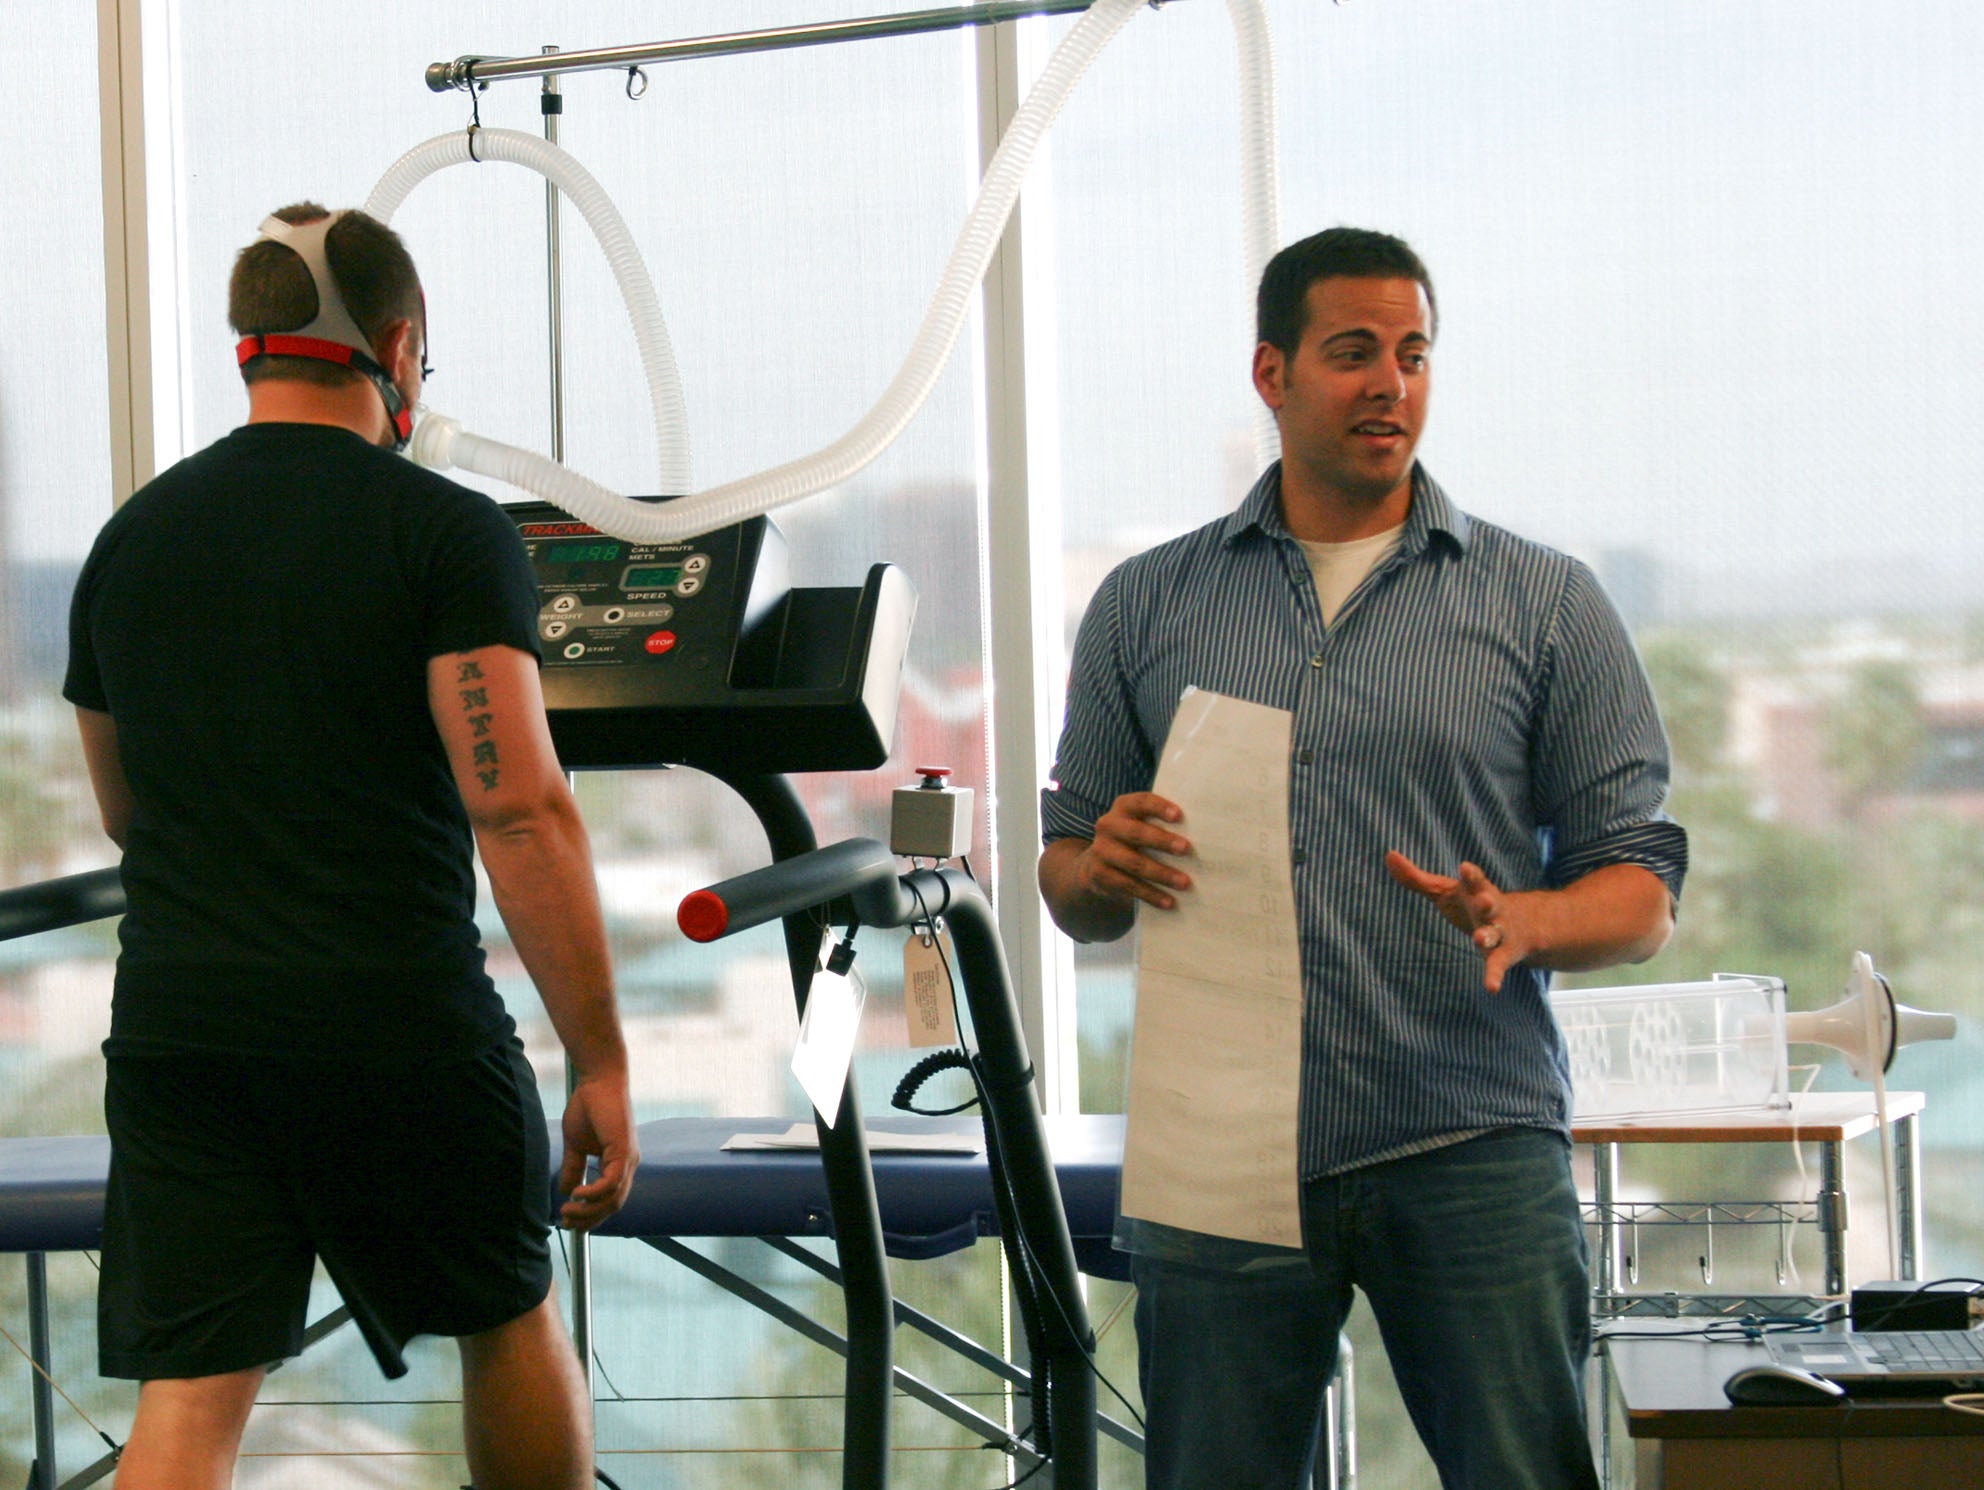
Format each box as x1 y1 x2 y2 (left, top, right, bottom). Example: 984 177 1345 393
1766 1329 1984 1394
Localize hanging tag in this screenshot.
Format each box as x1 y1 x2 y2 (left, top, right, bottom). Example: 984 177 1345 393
903 923 960 1048
791 933 867 1125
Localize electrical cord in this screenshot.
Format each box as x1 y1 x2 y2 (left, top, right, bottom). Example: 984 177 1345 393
983 1451 1051 1490
553 1230 632 1404
1593 1315 1825 1344
907 880 1147 1436
893 1047 981 1116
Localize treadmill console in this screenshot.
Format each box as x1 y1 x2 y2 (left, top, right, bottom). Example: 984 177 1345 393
506 501 915 775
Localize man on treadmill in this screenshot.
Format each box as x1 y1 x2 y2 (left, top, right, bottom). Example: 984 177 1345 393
65 202 634 1490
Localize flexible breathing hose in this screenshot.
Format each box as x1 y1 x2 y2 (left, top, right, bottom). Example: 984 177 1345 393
407 0 1281 545
362 129 693 494
1227 0 1282 468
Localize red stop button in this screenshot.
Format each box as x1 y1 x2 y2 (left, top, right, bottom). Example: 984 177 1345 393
644 630 678 655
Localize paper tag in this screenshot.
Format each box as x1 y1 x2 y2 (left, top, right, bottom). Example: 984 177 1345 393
791 938 866 1124
903 925 960 1048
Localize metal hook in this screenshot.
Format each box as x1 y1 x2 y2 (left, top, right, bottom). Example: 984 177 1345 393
1698 1213 1715 1287
465 64 487 161
625 66 650 100
1628 1218 1641 1287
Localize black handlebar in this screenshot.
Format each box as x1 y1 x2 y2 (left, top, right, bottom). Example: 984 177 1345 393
677 837 900 942
0 867 125 943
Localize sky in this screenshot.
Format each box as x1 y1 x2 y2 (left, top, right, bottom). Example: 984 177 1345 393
3 0 1980 620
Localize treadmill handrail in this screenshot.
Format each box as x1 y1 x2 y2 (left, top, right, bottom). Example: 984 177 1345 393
0 867 125 944
676 839 1100 1488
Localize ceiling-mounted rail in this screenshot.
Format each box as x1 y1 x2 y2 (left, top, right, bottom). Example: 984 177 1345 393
425 0 1166 92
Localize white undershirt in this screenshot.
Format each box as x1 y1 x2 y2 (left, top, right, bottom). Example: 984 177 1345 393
1297 526 1404 627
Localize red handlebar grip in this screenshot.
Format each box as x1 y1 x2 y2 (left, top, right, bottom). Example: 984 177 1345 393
678 889 731 943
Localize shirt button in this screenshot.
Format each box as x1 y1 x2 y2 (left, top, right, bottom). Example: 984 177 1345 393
1296 748 1315 765
1309 654 1324 669
1292 849 1309 866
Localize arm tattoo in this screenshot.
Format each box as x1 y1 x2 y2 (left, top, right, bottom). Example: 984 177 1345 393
456 671 500 791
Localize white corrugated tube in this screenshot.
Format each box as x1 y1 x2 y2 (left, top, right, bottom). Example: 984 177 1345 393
402 0 1280 547
363 128 693 494
1228 0 1282 470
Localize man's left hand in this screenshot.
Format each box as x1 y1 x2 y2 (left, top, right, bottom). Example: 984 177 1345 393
1384 851 1529 993
558 1071 640 1231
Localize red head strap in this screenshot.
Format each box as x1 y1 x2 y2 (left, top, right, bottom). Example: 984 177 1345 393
236 213 414 450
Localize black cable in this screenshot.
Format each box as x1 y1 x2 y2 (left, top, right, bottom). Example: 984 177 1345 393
909 881 1146 1435
553 1231 630 1402
892 1048 981 1115
1594 1316 1825 1344
985 1452 1052 1490
907 879 1059 1455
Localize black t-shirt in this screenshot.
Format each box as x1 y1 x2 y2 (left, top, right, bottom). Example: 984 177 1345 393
65 422 543 1062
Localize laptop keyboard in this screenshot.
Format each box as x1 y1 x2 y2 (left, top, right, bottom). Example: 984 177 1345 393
1856 1330 1984 1372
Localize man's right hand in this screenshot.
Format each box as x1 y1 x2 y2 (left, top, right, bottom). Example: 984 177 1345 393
1038 791 1192 943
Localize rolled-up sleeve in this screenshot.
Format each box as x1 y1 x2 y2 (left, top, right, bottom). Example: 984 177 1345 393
1531 563 1689 900
1041 570 1158 846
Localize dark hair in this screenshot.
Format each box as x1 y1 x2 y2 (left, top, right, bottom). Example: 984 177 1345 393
1255 226 1437 355
228 202 423 389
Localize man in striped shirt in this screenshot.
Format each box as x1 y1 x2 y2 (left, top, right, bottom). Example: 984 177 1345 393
1040 227 1686 1490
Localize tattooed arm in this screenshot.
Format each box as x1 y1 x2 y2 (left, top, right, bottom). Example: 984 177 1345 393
427 644 637 1230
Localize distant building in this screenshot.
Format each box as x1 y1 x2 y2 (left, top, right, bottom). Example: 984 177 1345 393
1726 629 1984 829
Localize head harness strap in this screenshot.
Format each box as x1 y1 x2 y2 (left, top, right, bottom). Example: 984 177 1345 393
234 212 414 449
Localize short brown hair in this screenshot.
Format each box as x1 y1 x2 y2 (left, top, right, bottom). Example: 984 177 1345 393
229 202 423 388
1256 226 1437 357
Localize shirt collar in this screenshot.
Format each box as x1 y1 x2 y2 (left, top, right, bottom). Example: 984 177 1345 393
1221 462 1473 557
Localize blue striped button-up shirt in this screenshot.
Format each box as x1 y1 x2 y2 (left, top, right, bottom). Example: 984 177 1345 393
1043 463 1687 1180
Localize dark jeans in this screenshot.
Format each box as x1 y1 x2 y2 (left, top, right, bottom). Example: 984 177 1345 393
1132 1127 1599 1490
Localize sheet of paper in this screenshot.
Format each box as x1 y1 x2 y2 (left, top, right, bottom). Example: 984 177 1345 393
723 1123 983 1155
1120 687 1305 1249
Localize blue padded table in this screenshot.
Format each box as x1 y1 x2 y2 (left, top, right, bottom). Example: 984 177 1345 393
0 1137 111 1255
0 1117 1125 1257
0 1114 1132 1490
593 1113 1127 1272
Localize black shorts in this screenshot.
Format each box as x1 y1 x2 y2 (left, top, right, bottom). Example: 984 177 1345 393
99 1038 552 1381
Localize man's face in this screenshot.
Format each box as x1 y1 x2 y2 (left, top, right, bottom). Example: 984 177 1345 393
1253 275 1433 509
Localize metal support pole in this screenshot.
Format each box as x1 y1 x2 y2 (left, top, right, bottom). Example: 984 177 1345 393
425 1 1153 93
1591 1142 1623 1301
543 47 567 466
1894 1111 1921 1281
27 1253 55 1490
1818 1140 1848 1299
716 773 895 1490
1331 1332 1356 1489
544 47 590 1402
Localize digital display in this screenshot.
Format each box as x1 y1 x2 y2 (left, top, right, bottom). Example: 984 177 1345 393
544 539 623 564
623 565 683 590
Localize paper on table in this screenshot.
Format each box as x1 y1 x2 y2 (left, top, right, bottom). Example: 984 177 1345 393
724 1123 983 1155
1120 687 1305 1248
